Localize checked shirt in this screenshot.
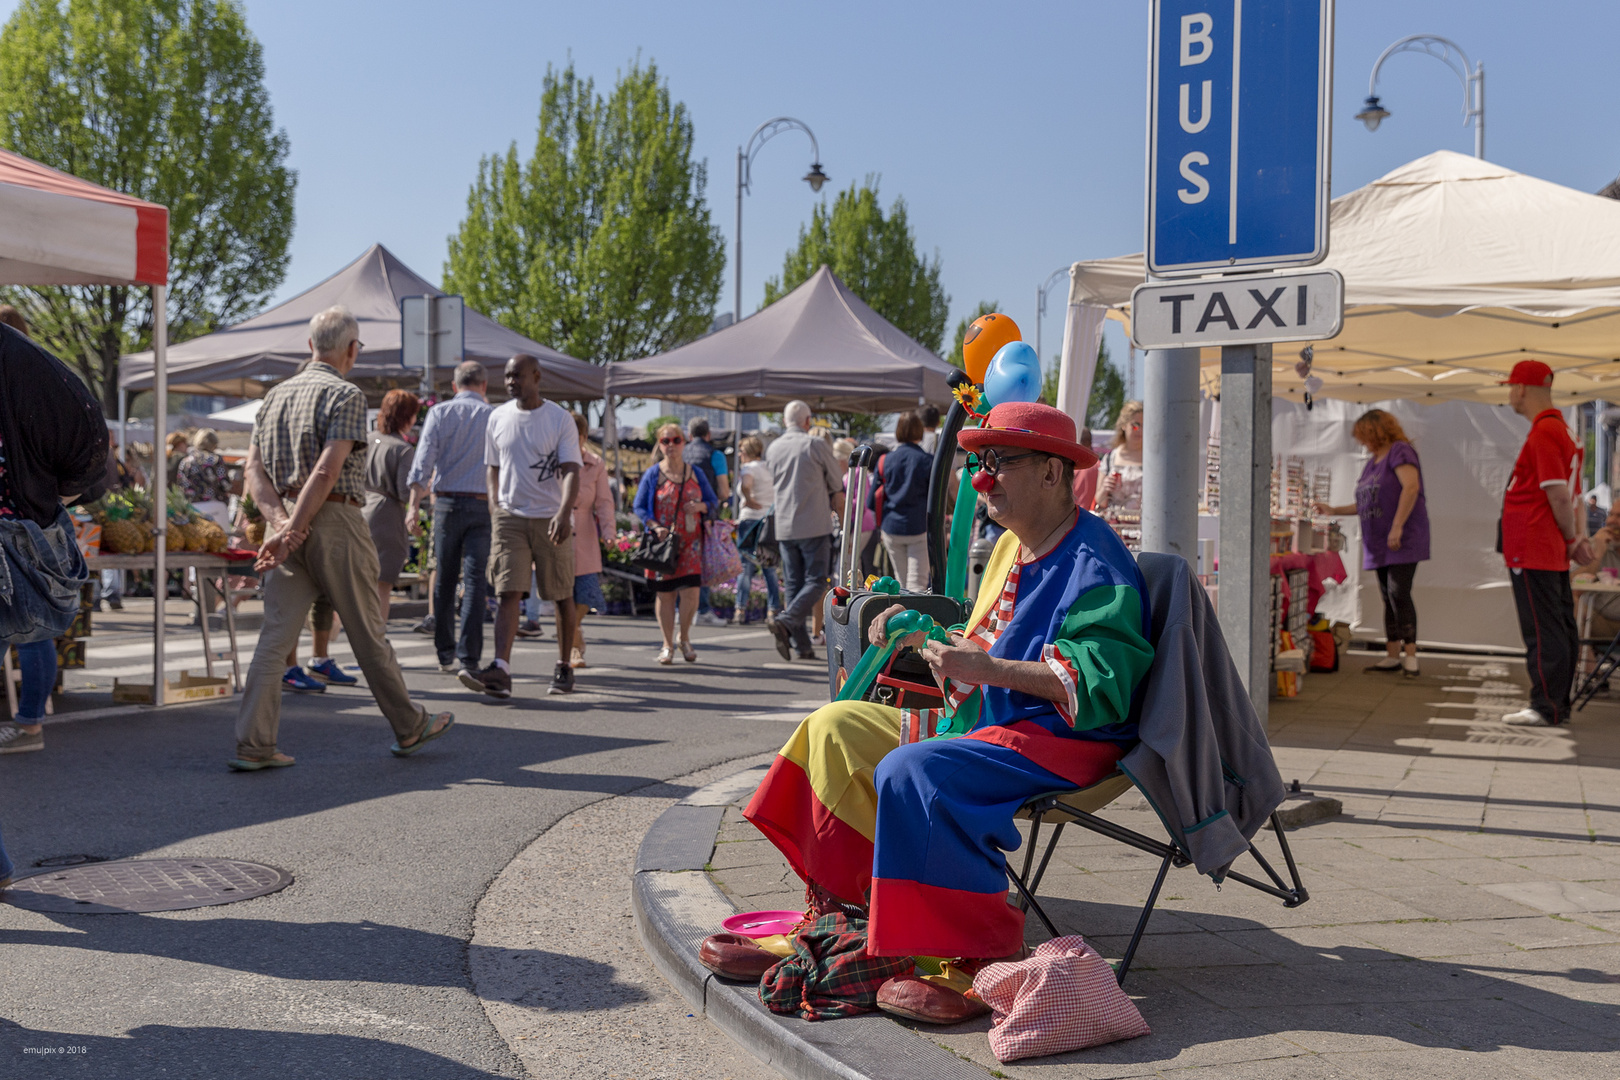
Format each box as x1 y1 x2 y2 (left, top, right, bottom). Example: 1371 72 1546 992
251 360 368 499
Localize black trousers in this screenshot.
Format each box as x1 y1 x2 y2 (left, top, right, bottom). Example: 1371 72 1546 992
1509 567 1577 723
1375 562 1419 644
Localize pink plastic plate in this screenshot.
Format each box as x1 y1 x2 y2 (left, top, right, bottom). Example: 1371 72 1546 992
721 910 803 937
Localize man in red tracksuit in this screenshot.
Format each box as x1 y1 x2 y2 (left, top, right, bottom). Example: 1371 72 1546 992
1499 361 1592 726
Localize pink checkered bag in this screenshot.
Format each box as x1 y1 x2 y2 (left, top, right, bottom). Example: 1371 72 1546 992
972 935 1150 1062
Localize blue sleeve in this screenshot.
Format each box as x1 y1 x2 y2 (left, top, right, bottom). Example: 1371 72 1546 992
710 448 728 477
406 407 438 489
633 465 660 524
695 468 719 513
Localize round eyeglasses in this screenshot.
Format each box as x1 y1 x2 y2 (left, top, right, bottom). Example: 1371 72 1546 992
964 448 1044 478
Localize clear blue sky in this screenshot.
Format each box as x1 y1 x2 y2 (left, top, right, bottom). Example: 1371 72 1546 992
7 0 1620 399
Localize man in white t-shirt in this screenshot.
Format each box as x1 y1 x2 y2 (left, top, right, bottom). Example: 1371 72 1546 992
463 354 582 699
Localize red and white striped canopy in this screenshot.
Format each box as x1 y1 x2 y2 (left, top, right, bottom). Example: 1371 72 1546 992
0 148 167 286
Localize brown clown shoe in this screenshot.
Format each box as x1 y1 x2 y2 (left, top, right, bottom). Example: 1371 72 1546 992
875 973 991 1024
698 933 779 982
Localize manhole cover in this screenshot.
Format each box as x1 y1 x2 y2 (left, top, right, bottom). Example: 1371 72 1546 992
1 858 292 913
34 854 109 868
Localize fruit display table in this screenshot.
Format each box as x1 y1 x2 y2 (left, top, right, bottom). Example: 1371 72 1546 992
85 552 258 701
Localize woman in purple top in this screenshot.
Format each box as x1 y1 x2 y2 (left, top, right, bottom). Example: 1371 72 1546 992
1313 410 1430 678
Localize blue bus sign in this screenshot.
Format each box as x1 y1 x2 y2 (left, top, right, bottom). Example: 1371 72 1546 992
1146 0 1334 276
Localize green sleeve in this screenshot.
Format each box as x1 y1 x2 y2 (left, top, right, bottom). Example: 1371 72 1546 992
1041 585 1155 731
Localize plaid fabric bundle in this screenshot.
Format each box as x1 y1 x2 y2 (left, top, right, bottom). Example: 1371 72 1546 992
759 913 911 1021
973 936 1150 1061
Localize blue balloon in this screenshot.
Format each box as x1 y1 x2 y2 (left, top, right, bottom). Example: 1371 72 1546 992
983 341 1042 405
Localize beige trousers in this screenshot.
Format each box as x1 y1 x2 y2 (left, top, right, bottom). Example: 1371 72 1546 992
234 501 426 758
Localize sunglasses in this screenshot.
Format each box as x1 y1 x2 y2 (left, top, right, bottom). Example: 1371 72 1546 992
659 437 684 445
964 449 1044 478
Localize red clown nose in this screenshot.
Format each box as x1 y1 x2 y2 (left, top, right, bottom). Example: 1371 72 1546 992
970 470 997 493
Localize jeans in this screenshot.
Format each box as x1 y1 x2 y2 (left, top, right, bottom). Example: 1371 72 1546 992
15 639 55 721
735 554 781 616
0 817 12 881
432 496 491 668
1374 562 1418 644
880 530 931 593
698 585 712 615
100 568 123 604
778 535 831 652
0 509 86 645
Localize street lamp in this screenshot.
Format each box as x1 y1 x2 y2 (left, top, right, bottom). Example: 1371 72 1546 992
735 117 827 323
1357 34 1484 159
1034 265 1070 378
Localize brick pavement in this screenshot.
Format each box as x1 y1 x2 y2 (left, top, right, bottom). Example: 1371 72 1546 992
705 652 1620 1079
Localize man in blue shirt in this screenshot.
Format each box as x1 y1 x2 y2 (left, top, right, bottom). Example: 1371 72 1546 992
408 361 495 680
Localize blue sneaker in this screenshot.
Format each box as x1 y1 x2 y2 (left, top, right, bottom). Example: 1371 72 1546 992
306 657 358 685
281 666 326 694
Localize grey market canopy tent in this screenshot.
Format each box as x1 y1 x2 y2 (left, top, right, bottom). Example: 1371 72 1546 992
120 243 602 399
603 265 957 412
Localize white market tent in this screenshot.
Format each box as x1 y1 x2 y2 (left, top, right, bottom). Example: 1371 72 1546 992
1054 150 1620 650
1063 151 1620 407
119 243 603 401
0 148 181 699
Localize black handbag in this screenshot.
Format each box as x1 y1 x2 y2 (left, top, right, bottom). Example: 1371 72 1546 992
631 465 684 575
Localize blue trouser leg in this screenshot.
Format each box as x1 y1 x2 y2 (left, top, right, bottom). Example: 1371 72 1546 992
764 565 782 610
0 817 12 881
698 585 712 615
15 639 56 722
432 497 491 668
779 535 830 652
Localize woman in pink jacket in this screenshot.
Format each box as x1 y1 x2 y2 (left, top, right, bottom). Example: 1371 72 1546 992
569 412 618 669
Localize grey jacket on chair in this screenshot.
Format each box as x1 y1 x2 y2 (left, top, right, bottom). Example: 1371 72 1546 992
1121 552 1286 880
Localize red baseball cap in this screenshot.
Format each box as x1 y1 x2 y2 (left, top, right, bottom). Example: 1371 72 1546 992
956 401 1100 468
1500 360 1554 387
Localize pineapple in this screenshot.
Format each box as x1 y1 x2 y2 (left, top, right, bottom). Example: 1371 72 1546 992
101 518 145 554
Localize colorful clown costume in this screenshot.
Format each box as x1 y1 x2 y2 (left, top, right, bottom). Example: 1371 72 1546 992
744 510 1154 960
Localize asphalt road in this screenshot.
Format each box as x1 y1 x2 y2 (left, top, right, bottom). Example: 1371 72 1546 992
0 606 823 1077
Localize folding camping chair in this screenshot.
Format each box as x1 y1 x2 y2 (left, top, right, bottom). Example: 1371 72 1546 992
1573 629 1620 712
1005 552 1310 985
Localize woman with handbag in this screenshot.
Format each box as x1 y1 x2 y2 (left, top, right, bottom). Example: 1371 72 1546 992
633 423 718 664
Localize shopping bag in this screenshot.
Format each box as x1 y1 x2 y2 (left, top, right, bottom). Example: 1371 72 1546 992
701 519 743 588
630 527 679 575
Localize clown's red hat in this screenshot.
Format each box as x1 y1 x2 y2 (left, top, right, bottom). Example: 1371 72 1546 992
956 402 1098 468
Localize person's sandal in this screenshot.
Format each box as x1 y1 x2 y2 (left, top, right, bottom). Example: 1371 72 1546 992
657 646 674 665
391 712 455 757
680 639 696 663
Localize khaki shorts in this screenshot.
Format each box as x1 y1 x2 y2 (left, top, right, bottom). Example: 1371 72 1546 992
490 508 575 601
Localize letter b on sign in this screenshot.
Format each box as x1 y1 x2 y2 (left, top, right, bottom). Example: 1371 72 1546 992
1181 13 1212 65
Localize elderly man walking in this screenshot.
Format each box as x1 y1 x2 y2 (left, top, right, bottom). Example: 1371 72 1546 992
766 400 843 661
407 360 495 683
462 354 581 699
1499 360 1592 727
231 306 454 770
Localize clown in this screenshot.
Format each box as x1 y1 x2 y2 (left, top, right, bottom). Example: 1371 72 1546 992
702 401 1155 1024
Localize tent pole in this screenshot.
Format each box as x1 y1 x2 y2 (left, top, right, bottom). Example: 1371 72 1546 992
733 398 743 517
118 381 128 463
152 284 169 708
1218 343 1271 723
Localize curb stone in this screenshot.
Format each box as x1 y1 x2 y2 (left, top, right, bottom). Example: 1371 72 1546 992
632 767 991 1080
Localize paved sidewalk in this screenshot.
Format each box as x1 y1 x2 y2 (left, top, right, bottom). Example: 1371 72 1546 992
704 652 1620 1078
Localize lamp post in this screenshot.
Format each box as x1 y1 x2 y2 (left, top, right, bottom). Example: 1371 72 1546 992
1355 34 1484 159
1034 265 1070 377
735 117 828 324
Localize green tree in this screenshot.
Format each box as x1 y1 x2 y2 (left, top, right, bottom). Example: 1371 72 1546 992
763 179 949 354
946 300 1000 369
445 61 725 371
0 0 296 412
1041 339 1126 432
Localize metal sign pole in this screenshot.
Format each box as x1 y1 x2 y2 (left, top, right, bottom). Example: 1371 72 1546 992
1218 343 1272 721
423 295 437 400
1140 348 1201 561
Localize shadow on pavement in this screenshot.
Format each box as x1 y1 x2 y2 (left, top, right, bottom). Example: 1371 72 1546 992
978 896 1620 1061
0 915 648 1008
0 1020 516 1078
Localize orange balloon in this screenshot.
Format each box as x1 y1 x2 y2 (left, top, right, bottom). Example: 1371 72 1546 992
962 313 1021 384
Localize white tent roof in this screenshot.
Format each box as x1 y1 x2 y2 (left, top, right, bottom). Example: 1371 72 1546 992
0 148 168 287
1070 151 1620 405
119 244 603 400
